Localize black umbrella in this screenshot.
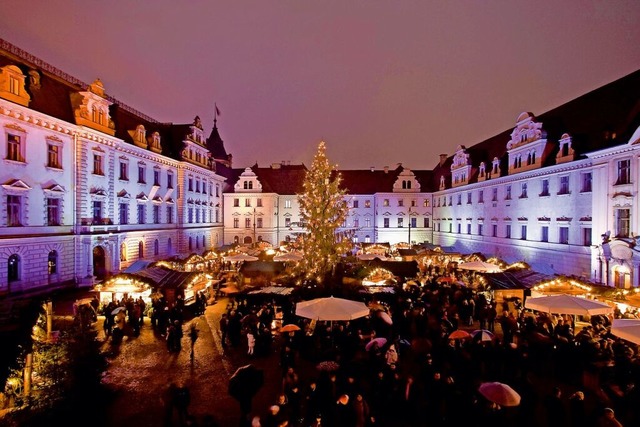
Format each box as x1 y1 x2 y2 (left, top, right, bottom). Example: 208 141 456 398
228 364 264 402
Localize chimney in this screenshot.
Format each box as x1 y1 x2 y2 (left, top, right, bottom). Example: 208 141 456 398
439 154 448 167
383 166 389 173
271 163 281 169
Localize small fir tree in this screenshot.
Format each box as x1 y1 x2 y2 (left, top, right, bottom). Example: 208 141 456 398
296 141 352 286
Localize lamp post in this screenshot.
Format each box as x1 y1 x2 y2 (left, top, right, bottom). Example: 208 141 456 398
253 207 257 246
407 206 411 245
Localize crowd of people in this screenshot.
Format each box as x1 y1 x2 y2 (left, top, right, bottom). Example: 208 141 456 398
220 277 639 427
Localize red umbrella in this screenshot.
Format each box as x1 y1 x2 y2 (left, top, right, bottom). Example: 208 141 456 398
280 324 301 333
449 330 471 340
365 337 387 351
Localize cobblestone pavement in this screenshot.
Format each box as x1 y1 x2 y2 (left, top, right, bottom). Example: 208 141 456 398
99 297 307 427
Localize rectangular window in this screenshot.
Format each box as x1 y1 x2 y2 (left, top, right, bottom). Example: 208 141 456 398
188 208 193 223
119 162 128 180
616 159 631 185
93 154 103 175
410 218 416 228
398 218 404 228
616 209 630 238
505 186 512 200
257 198 263 207
167 173 173 189
541 226 549 242
285 200 292 209
354 218 360 228
457 224 461 234
245 218 251 228
449 223 452 233
521 225 527 240
257 218 263 228
448 196 452 206
7 195 21 226
92 201 102 222
457 195 461 205
234 218 239 228
492 188 497 202
383 218 389 228
166 206 173 224
9 76 19 95
581 172 592 192
245 199 251 207
285 217 291 227
559 226 569 244
398 199 404 207
505 224 511 238
478 224 483 236
365 200 371 208
46 198 60 226
188 178 193 191
138 165 146 183
411 199 417 207
492 224 497 237
467 193 472 204
423 199 429 207
119 203 129 224
7 134 21 162
154 170 161 186
520 183 528 198
467 224 471 234
365 218 371 228
478 190 484 203
196 180 200 193
353 200 359 208
233 198 240 207
583 227 592 246
540 179 550 196
137 205 146 224
153 205 160 224
383 199 389 207
424 218 430 228
559 176 570 194
47 143 61 168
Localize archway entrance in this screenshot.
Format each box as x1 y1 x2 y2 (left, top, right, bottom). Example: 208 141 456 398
93 246 107 280
613 265 631 289
243 236 253 245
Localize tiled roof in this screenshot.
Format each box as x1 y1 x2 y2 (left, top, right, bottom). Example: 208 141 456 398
432 69 640 189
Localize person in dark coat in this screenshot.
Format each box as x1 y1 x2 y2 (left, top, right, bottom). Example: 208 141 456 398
543 387 566 427
568 391 586 427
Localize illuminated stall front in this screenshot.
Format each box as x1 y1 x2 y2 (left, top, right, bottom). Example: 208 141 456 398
93 274 155 306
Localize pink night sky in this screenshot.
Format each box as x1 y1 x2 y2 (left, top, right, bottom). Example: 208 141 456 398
1 1 640 170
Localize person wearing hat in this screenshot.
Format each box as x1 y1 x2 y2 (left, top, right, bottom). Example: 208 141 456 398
596 407 623 427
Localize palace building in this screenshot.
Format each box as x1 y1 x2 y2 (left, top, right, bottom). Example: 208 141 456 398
0 38 639 295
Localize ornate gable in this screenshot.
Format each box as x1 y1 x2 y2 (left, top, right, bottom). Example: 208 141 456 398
2 179 31 191
0 65 31 106
70 79 116 136
450 145 472 188
506 112 552 175
393 168 420 192
234 167 263 193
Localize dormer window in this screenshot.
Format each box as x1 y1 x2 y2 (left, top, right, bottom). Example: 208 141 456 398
244 180 253 190
0 65 31 106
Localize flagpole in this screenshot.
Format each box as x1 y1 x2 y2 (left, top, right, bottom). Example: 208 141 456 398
214 103 218 127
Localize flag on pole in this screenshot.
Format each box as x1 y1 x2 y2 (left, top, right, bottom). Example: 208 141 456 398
215 104 221 117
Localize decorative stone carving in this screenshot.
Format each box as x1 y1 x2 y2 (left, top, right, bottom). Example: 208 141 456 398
70 79 115 136
0 65 31 106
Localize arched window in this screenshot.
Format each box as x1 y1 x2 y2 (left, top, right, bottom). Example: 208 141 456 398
138 241 144 258
120 243 127 261
48 250 58 275
167 238 173 255
8 254 19 282
234 235 240 244
531 151 536 164
154 239 159 256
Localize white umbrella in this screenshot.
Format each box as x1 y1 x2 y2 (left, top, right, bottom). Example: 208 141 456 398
479 382 521 407
295 296 370 321
224 253 259 262
273 252 303 262
457 261 502 273
611 319 640 345
524 294 613 316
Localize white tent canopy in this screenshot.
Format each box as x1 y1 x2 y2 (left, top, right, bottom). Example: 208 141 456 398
295 296 370 321
524 294 613 316
224 254 259 262
457 260 502 273
611 319 640 345
273 252 303 262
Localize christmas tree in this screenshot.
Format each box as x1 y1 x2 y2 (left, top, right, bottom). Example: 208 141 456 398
296 141 352 286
